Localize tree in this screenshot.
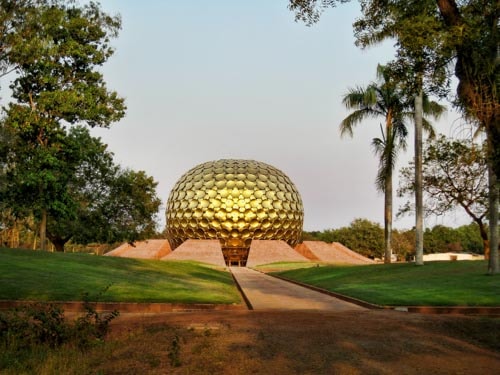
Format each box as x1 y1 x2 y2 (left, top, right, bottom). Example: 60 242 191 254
303 222 483 259
392 228 414 261
0 0 32 80
456 223 484 254
424 225 461 253
41 126 117 251
1 125 161 252
340 64 443 263
70 168 162 248
287 0 498 272
341 65 409 264
1 0 125 249
352 1 449 267
290 0 448 266
322 218 385 259
398 135 490 255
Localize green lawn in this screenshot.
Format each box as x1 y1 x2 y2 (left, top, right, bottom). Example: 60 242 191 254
254 261 317 272
0 248 241 304
274 261 499 307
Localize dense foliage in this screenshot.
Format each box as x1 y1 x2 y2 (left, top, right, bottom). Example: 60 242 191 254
0 300 118 372
399 135 489 255
288 0 498 271
304 219 484 260
0 1 161 251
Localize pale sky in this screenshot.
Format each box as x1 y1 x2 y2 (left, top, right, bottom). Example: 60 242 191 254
5 0 471 231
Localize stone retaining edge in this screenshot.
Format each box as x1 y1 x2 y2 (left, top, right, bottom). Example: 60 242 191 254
230 269 253 310
0 300 247 313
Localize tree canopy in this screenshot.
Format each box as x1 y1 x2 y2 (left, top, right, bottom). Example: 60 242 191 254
0 1 161 252
398 135 489 255
0 0 126 250
288 0 498 273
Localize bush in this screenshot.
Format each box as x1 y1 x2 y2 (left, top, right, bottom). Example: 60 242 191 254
0 294 119 371
74 293 119 348
0 303 68 350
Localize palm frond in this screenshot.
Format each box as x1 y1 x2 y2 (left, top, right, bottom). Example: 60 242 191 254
339 109 371 137
422 97 446 120
371 122 405 193
339 105 383 137
421 118 436 138
393 121 409 151
340 64 416 193
342 86 379 109
342 88 366 109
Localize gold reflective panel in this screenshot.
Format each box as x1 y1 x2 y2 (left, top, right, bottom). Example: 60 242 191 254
165 159 304 264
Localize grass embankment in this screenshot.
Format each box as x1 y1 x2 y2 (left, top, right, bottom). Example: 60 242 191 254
0 248 241 304
254 261 316 272
274 261 499 306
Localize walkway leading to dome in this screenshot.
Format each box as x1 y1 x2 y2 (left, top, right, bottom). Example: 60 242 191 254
230 267 365 311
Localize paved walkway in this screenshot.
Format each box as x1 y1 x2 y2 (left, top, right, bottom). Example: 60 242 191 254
231 267 366 312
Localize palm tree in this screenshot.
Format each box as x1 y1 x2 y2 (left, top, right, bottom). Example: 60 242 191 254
340 65 444 263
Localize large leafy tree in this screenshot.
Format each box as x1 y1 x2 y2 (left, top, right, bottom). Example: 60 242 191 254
341 64 444 263
67 166 162 249
398 135 489 256
75 168 162 246
0 0 125 249
39 125 117 251
1 125 161 252
288 0 498 272
0 0 31 80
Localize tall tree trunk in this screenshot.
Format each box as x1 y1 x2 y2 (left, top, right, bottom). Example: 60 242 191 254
488 158 499 274
46 232 71 253
414 88 424 265
49 237 67 252
39 209 47 251
476 220 489 259
438 0 499 274
384 169 392 263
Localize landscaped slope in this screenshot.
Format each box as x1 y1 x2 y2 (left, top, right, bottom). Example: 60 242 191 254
275 261 499 307
0 248 241 304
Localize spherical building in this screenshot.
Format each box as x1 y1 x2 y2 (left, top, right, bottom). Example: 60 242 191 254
165 159 304 265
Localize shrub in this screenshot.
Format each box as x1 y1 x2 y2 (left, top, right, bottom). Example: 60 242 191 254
74 293 119 348
0 291 119 372
0 303 68 350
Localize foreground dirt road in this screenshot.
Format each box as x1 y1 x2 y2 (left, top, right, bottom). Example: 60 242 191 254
101 309 500 374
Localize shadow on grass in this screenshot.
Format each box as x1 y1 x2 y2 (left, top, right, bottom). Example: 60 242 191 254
0 248 240 304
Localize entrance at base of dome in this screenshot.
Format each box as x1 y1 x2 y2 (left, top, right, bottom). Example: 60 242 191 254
222 247 249 266
222 238 249 266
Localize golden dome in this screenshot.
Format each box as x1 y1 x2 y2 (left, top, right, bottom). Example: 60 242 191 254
165 159 304 254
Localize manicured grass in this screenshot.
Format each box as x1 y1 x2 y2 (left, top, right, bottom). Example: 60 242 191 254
274 261 500 306
0 248 241 304
254 261 316 272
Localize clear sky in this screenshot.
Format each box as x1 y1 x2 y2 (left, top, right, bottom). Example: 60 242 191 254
42 1 474 231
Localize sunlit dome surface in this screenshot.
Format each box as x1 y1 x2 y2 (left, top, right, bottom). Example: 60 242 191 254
165 159 304 252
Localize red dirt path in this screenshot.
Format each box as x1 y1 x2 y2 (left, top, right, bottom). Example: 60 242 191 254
102 309 500 374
